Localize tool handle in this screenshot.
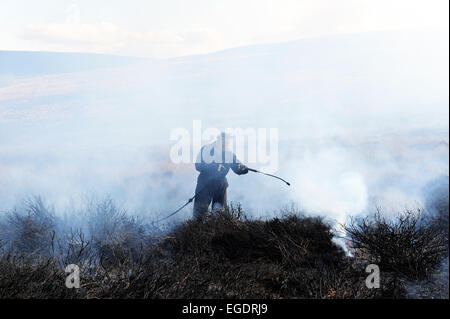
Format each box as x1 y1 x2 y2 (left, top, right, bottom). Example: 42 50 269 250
248 167 290 186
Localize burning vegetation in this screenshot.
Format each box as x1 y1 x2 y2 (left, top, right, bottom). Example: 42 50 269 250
0 189 448 299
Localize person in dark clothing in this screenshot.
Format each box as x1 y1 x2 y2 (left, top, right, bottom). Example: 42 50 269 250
193 133 248 219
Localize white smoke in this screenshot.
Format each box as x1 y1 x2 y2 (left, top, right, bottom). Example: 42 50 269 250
0 30 448 226
289 147 368 223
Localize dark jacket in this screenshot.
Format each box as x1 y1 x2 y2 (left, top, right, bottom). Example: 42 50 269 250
195 142 248 185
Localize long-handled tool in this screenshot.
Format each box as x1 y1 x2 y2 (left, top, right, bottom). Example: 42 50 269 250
156 167 290 223
247 168 291 186
155 197 194 223
154 182 210 223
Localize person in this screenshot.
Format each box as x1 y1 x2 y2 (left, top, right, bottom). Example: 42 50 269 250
193 132 248 218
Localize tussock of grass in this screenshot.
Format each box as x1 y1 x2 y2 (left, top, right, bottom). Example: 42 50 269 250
345 210 448 280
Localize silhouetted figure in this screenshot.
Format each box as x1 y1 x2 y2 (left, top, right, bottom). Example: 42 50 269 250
193 133 248 219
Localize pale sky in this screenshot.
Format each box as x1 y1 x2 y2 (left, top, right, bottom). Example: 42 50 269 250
0 0 448 58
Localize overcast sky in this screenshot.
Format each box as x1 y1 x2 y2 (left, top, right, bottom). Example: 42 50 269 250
1 0 448 58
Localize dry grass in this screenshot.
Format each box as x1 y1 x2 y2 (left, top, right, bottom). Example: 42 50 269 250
0 197 447 299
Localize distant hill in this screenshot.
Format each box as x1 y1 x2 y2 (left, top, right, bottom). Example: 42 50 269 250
0 51 149 77
0 30 448 142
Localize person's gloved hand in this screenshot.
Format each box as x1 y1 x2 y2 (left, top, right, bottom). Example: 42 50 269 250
238 164 249 175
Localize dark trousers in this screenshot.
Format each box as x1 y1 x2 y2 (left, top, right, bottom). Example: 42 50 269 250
193 175 228 219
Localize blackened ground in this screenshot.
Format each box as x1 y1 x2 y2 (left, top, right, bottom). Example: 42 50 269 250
0 196 448 299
